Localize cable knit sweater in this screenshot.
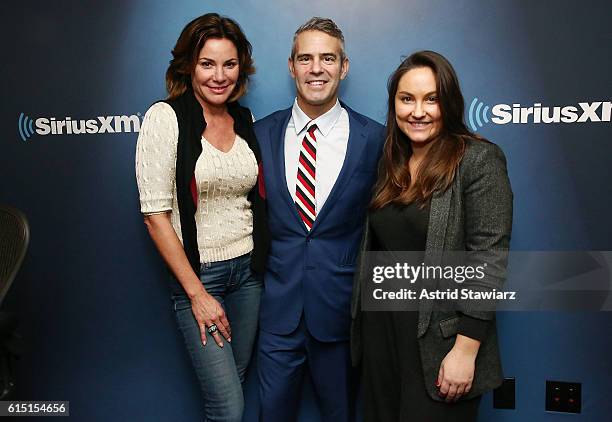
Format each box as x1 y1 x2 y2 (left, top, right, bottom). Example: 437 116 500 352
136 102 258 263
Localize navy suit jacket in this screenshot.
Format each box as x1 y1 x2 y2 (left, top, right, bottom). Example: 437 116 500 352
254 104 384 342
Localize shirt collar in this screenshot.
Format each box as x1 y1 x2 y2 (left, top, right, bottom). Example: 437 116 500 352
291 98 343 137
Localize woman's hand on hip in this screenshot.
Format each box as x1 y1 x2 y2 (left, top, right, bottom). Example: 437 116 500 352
436 334 480 402
190 290 232 348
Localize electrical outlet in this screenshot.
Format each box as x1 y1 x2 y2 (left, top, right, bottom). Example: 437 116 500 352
493 377 516 409
545 380 581 413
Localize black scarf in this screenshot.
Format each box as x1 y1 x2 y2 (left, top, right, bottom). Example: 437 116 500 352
161 88 269 275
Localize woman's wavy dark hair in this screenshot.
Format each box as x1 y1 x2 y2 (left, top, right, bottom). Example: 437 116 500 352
371 50 481 209
165 13 255 101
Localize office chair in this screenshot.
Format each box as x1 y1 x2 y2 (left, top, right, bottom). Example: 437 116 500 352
0 205 30 399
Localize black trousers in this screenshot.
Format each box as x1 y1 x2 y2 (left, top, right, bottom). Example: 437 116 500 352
361 311 481 422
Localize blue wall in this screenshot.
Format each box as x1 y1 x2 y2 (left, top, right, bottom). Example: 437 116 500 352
1 0 611 420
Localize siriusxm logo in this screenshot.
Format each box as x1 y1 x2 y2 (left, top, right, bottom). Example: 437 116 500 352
18 112 143 142
468 99 611 131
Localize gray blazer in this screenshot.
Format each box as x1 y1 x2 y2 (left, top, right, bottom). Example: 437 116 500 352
350 138 513 401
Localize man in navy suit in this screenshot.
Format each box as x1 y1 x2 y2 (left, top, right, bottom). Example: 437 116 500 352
254 17 384 422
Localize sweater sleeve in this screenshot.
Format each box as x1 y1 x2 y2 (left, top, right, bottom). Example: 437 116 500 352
457 313 490 343
135 102 179 215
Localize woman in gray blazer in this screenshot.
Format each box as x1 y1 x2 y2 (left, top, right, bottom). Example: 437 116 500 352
351 50 513 421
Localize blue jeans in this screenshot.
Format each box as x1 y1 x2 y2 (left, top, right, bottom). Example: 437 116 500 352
172 253 262 422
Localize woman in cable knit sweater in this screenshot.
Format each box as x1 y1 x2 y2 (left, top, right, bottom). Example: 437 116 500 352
135 13 268 422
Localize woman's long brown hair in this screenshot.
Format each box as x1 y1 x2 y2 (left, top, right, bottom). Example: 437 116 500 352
371 51 481 209
165 13 255 102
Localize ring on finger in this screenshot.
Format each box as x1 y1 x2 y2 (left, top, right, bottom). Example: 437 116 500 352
207 324 218 334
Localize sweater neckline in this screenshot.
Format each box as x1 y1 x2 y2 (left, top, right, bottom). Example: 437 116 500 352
201 134 239 155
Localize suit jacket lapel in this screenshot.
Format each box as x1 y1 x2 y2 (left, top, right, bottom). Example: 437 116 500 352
311 108 368 232
269 109 307 232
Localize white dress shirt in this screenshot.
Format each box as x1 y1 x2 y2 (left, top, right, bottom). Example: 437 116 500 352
285 99 350 214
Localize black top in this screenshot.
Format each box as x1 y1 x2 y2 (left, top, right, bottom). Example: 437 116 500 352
370 202 429 253
369 201 488 342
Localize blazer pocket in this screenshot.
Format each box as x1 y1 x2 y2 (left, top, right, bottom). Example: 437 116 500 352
439 316 460 338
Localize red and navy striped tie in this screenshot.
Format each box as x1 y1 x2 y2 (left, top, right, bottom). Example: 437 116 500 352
296 123 317 230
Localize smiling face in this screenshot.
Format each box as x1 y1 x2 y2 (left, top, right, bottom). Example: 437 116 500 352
289 30 349 119
395 66 442 145
191 38 239 110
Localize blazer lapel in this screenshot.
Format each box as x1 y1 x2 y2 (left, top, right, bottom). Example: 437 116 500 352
425 188 452 259
310 108 368 232
269 109 307 232
417 187 452 337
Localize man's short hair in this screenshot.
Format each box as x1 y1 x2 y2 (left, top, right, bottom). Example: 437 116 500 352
290 17 346 60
